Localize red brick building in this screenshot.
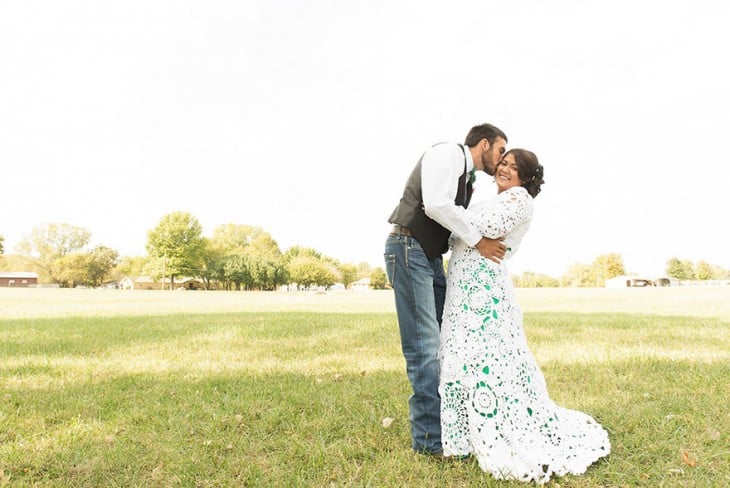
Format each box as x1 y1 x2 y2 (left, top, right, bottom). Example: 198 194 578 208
0 272 39 287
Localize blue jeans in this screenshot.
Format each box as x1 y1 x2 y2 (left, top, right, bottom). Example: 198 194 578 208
384 233 446 454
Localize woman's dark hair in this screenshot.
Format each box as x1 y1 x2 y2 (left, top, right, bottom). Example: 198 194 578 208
464 123 508 147
507 148 544 198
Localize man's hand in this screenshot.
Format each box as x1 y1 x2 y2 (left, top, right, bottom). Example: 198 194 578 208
475 237 506 263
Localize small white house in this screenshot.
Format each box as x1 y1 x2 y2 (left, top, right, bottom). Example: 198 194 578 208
119 276 160 290
119 276 203 290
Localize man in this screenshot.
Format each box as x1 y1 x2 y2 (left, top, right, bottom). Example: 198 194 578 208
384 123 508 456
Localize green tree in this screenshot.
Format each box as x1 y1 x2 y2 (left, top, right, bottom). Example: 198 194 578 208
284 246 322 262
146 212 205 289
142 257 166 287
562 262 594 287
592 253 625 285
58 252 90 288
370 267 388 290
86 246 120 287
513 271 560 288
211 224 266 252
196 238 224 290
209 225 254 290
339 264 358 289
0 235 4 255
287 255 336 289
245 232 287 290
283 246 344 289
681 259 696 280
222 254 251 291
666 257 697 281
19 223 92 286
115 256 148 278
666 257 684 279
211 224 287 290
513 271 537 288
695 260 712 280
561 254 625 287
247 254 288 290
539 274 561 287
0 254 34 273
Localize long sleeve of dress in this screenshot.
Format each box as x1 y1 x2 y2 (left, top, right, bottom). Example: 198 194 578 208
469 186 533 239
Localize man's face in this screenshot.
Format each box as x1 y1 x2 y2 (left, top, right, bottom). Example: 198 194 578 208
479 136 507 175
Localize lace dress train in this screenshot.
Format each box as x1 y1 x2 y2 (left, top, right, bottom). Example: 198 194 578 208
438 187 610 484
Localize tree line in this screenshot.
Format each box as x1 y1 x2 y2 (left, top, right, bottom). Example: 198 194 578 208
664 257 729 281
0 213 388 290
511 253 730 287
509 252 626 287
2 223 728 289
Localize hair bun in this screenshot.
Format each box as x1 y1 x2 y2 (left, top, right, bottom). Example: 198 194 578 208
507 148 544 198
526 163 544 197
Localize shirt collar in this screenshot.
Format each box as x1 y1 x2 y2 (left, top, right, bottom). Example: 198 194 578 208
463 145 475 172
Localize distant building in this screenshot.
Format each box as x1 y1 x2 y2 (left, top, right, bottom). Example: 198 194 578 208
176 277 204 290
0 272 39 287
118 275 204 290
605 275 677 288
119 276 158 290
351 277 371 291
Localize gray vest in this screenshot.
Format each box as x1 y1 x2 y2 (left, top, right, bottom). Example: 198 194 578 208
388 144 472 260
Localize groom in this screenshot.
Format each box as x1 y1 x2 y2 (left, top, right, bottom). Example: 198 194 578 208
384 123 508 456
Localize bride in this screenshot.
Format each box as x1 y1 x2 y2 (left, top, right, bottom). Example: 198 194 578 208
438 149 610 484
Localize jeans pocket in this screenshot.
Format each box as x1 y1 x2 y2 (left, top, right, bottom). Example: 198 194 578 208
384 253 396 286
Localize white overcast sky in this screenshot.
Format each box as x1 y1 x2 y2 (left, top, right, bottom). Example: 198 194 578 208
1 0 728 277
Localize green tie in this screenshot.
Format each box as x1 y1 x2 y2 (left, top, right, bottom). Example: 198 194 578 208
468 167 476 185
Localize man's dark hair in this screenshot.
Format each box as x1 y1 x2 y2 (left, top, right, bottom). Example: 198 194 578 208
464 123 508 147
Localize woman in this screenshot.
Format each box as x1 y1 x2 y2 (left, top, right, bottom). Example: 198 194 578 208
438 149 610 484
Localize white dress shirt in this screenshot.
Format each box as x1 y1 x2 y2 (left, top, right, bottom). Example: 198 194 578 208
421 143 482 247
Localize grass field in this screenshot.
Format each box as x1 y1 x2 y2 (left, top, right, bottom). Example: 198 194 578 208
0 287 728 487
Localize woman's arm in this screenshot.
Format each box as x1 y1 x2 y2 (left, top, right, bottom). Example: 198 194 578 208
470 187 533 239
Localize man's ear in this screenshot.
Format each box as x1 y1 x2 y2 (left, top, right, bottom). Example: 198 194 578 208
482 138 491 151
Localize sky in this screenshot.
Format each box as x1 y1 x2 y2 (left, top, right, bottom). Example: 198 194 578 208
1 0 729 278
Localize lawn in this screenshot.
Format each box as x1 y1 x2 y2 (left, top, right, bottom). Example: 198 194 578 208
0 287 728 487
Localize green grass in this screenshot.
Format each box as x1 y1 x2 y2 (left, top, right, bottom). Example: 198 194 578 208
0 288 729 487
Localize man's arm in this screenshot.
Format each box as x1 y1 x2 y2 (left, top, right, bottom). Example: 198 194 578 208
475 237 507 263
421 144 482 245
421 144 506 263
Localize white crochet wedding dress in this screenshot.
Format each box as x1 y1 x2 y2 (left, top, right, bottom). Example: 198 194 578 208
438 186 610 484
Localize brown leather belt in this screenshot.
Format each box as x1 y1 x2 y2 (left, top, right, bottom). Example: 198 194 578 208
390 224 411 236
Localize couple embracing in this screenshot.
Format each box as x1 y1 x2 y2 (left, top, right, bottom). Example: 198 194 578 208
384 123 609 484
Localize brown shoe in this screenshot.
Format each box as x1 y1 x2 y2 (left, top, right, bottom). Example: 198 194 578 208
425 451 471 462
424 451 448 461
